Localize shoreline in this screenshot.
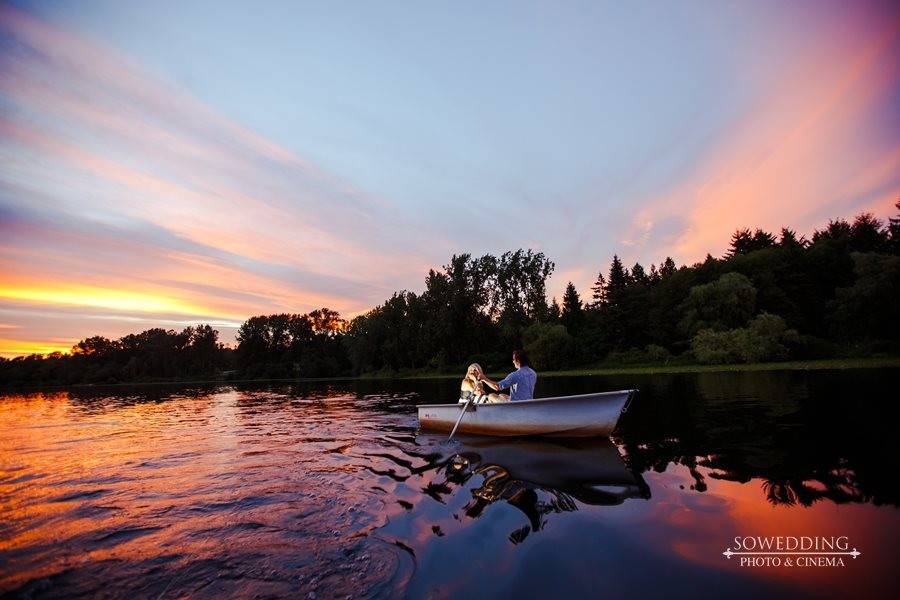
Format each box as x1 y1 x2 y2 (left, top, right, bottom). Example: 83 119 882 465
2 356 898 393
389 356 900 379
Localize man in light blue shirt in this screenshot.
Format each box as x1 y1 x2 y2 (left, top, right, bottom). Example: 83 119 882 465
480 350 537 401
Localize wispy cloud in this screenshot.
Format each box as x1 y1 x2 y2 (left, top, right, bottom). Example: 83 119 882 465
618 13 900 264
0 4 440 356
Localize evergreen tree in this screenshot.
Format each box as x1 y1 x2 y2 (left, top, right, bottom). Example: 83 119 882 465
752 229 778 249
631 263 648 286
590 271 607 307
812 219 852 243
890 200 900 254
659 257 677 278
849 213 888 253
548 297 561 322
729 228 777 256
779 227 806 249
607 255 629 294
602 256 632 348
560 282 584 334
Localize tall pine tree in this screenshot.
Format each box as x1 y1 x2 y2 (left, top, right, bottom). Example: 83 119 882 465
548 297 561 322
561 282 584 333
590 271 607 308
607 255 629 297
659 257 677 278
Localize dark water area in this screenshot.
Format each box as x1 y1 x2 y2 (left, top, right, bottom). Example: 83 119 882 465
1 370 898 599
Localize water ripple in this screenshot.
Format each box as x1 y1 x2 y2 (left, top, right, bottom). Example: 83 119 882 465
2 372 897 599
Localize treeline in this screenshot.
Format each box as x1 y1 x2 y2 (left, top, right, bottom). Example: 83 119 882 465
233 308 350 379
0 325 230 386
344 207 900 373
2 205 899 386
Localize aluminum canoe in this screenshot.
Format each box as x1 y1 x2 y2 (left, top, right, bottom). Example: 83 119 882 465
416 389 635 437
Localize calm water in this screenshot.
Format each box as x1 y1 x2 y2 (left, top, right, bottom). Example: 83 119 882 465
1 370 898 599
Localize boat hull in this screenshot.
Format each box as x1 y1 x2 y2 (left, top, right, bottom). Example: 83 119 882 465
416 389 635 437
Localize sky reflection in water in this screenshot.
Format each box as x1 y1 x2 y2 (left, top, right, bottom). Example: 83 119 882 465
1 370 898 598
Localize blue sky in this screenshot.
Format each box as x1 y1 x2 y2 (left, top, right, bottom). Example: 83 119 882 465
1 0 899 355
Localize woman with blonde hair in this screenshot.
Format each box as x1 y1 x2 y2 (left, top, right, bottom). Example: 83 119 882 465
460 363 507 404
459 363 485 403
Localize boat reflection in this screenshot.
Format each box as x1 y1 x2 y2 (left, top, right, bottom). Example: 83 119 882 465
416 436 649 542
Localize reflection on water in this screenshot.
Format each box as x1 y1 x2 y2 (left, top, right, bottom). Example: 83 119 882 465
429 437 649 544
1 370 898 598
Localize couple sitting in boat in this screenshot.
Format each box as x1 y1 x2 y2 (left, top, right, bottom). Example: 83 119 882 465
459 350 537 404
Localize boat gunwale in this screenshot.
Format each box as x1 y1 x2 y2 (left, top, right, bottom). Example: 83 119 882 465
415 388 636 410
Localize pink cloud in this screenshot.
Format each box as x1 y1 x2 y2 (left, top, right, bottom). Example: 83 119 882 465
0 5 448 355
620 15 900 264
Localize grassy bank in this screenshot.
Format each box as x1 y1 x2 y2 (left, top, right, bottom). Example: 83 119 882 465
531 356 900 378
360 355 900 380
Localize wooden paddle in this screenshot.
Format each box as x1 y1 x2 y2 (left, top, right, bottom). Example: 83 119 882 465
448 395 476 441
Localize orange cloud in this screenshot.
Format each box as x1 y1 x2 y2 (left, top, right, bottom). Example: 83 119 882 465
0 5 440 356
0 283 225 319
0 337 76 358
623 16 900 263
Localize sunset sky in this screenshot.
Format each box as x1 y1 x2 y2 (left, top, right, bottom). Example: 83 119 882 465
1 0 899 357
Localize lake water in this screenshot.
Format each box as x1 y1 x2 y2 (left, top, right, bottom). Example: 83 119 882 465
1 370 898 599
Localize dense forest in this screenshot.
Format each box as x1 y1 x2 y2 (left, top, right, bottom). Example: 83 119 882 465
2 204 899 387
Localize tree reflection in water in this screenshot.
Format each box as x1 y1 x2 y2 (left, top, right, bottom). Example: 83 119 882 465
611 370 899 508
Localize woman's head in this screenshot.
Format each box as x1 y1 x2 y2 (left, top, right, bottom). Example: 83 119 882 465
466 363 483 378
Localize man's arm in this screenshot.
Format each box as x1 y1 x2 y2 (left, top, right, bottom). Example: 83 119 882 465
480 375 501 391
481 372 515 392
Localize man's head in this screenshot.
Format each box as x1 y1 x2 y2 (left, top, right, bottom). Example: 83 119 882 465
512 349 530 369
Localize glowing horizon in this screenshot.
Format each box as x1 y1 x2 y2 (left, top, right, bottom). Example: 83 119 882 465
1 1 899 358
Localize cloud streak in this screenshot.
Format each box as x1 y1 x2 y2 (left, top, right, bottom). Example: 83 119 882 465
618 10 900 264
0 4 439 356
